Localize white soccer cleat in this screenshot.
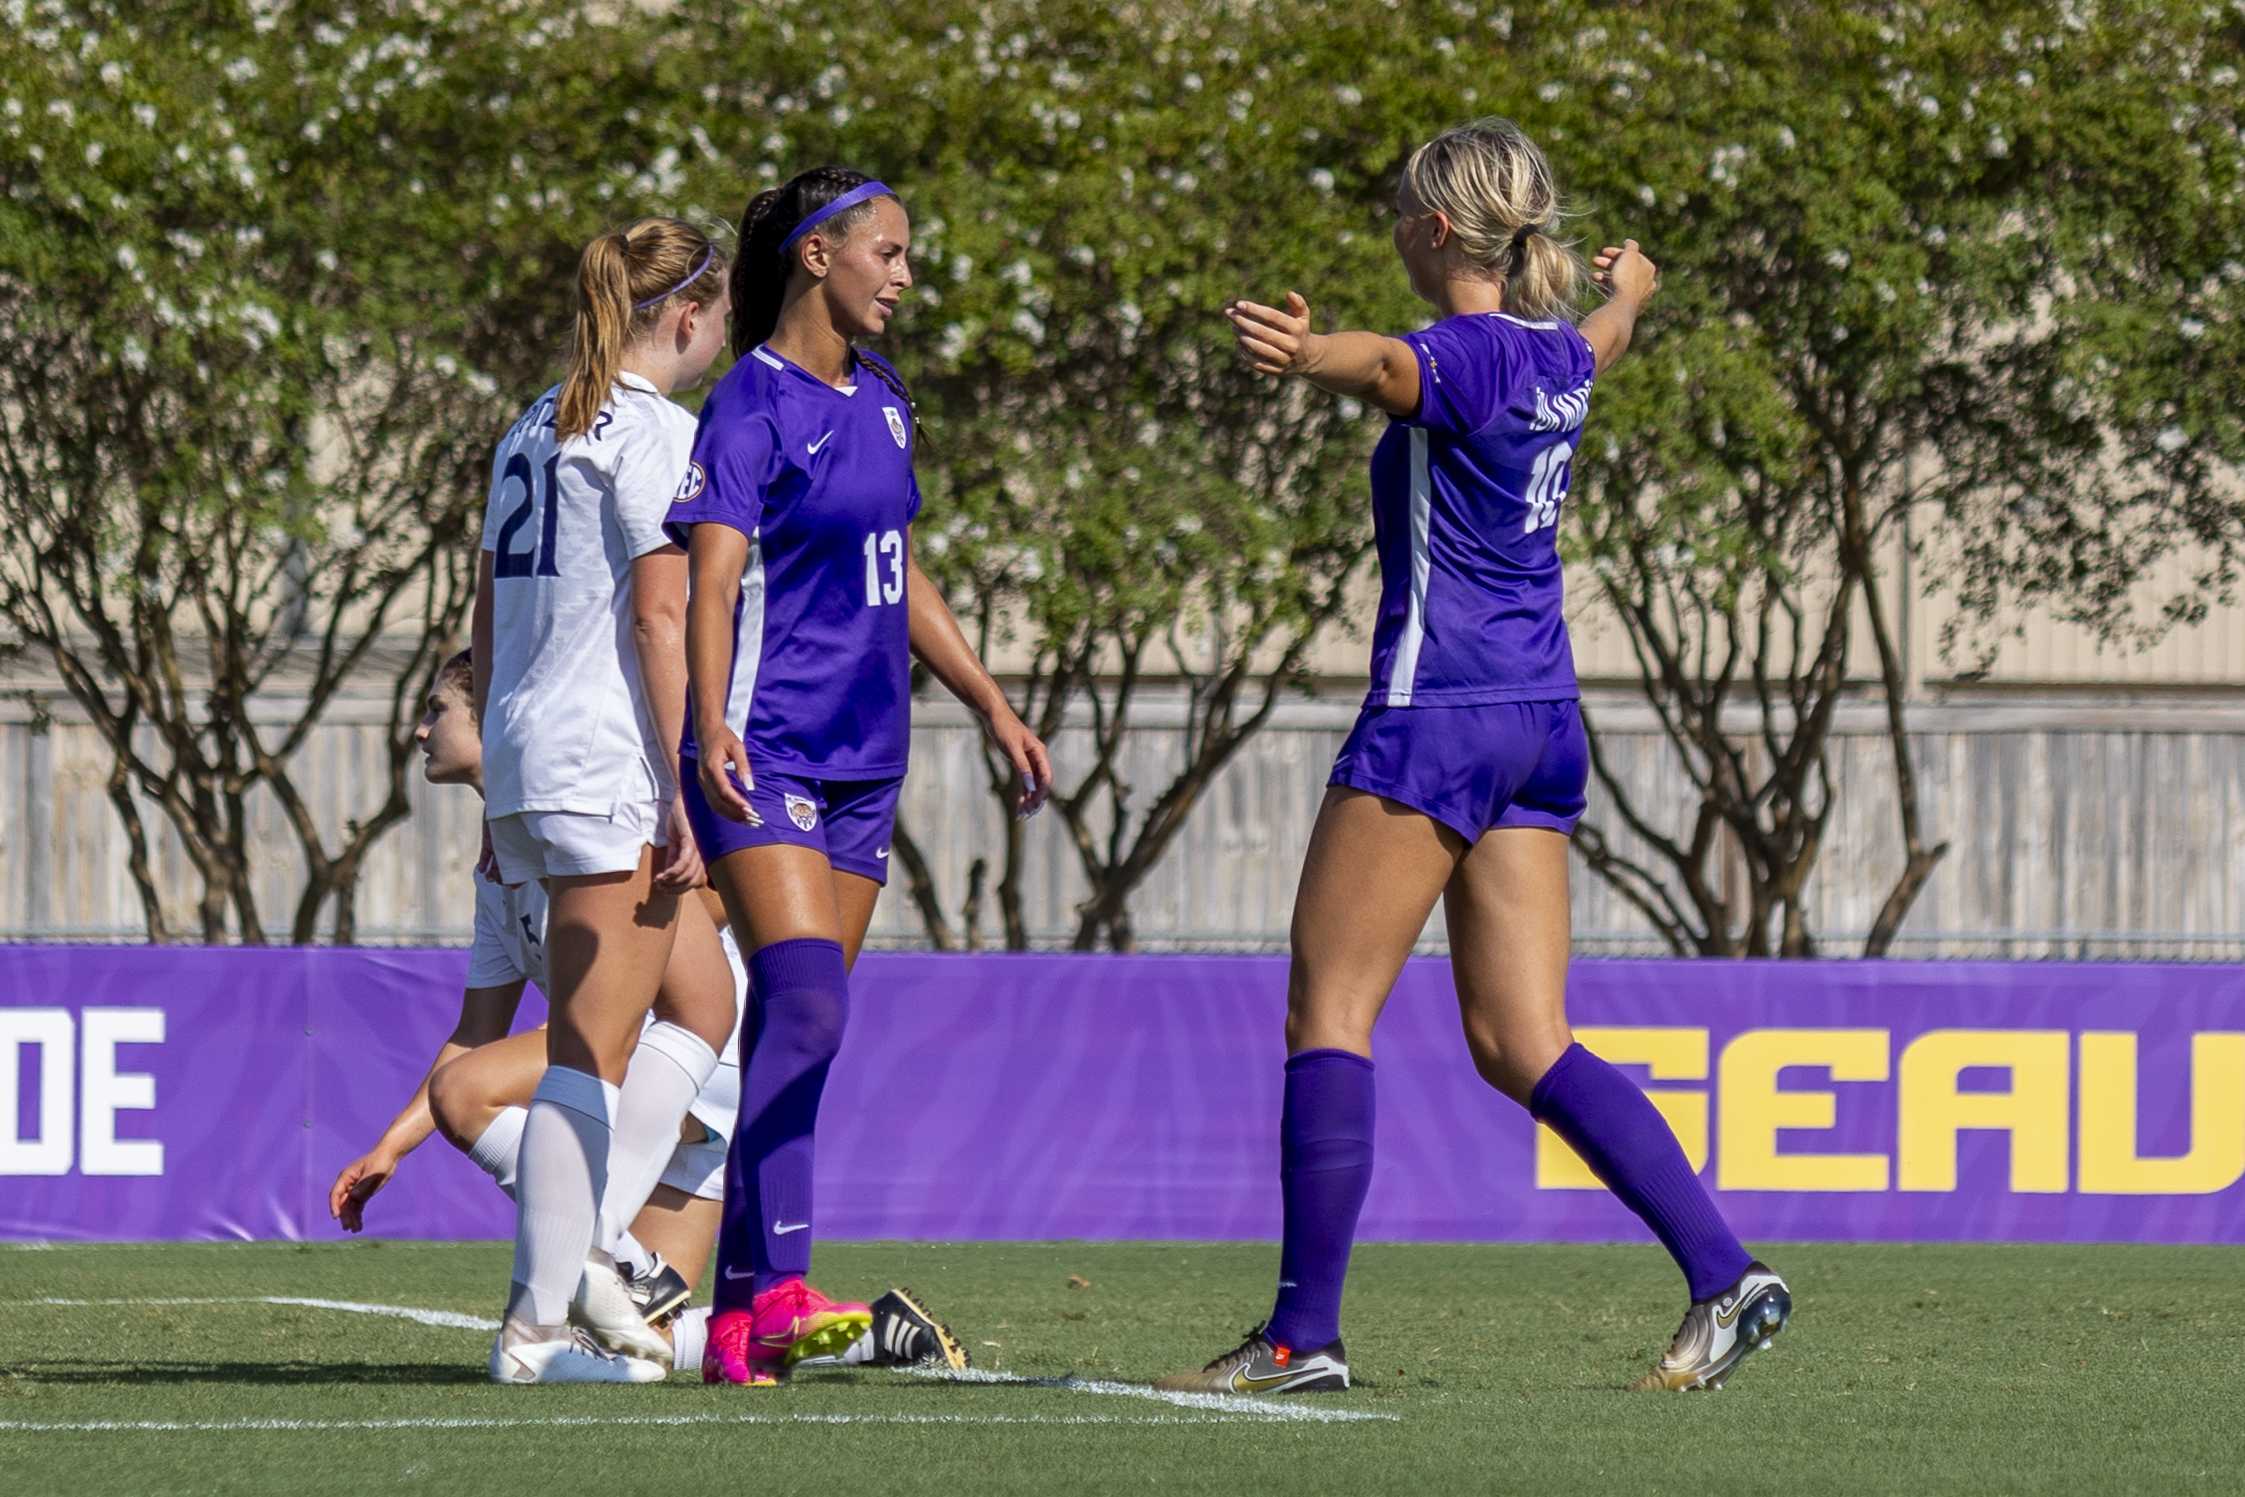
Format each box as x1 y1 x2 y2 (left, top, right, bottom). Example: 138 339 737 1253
1629 1260 1793 1391
488 1324 666 1385
571 1257 674 1361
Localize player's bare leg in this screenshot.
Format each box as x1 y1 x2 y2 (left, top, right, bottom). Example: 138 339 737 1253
491 849 677 1385
1447 827 1788 1390
1159 789 1459 1394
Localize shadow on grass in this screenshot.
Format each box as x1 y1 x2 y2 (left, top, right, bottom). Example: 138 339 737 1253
5 1359 490 1387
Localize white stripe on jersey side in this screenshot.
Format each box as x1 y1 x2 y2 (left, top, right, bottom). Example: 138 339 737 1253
727 535 768 741
1385 427 1433 706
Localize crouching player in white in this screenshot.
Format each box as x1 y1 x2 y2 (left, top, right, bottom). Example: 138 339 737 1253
330 651 966 1376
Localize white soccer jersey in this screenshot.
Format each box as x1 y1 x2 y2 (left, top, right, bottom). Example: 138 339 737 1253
462 870 747 1139
479 372 695 819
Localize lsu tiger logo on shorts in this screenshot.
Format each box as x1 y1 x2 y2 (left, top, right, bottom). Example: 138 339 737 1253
784 793 818 832
673 460 707 504
883 406 908 449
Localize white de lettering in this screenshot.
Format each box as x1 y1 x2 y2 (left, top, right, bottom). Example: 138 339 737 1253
0 1006 166 1177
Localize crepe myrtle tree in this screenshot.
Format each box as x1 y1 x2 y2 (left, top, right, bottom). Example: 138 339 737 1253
0 0 679 940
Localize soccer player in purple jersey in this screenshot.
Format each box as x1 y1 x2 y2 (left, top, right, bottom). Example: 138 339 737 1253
666 167 1053 1386
1159 120 1790 1396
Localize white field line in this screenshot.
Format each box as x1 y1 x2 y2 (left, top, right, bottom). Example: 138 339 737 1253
16 1296 498 1331
0 1412 1226 1435
896 1363 1397 1424
3 1296 1398 1425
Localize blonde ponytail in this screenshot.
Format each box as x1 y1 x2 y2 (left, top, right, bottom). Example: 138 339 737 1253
555 217 729 441
1403 117 1584 323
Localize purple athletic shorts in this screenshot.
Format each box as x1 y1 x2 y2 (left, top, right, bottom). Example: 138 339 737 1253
680 755 902 885
1328 699 1588 843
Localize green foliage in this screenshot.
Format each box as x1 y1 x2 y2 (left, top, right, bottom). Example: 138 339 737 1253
4 0 2240 945
0 0 679 940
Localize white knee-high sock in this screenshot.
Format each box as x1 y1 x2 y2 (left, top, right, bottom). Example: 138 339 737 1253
509 1066 616 1328
599 1022 719 1258
671 1305 711 1372
466 1106 527 1198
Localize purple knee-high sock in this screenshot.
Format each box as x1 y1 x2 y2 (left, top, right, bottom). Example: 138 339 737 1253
711 937 849 1314
1265 1049 1375 1350
1529 1042 1752 1301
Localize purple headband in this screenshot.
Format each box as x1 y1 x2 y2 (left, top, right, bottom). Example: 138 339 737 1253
633 244 715 311
778 181 895 256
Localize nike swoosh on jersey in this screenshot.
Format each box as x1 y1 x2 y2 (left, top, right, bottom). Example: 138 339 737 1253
807 431 835 455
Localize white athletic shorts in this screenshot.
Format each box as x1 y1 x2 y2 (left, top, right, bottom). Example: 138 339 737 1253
488 800 666 883
660 1130 727 1203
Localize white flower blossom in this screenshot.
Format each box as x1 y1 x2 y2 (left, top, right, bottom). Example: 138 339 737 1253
120 336 147 372
1335 85 1363 107
1776 124 1797 149
99 61 124 88
2154 426 2187 453
116 245 138 272
226 56 259 84
1307 167 1335 194
2179 317 2205 340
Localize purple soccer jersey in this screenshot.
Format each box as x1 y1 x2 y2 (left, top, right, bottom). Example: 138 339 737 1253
1363 311 1596 707
666 344 923 777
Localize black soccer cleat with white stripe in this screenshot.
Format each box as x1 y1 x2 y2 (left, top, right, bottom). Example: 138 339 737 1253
864 1287 970 1370
624 1253 692 1328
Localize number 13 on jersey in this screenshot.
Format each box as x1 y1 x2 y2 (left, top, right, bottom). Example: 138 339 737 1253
862 529 905 607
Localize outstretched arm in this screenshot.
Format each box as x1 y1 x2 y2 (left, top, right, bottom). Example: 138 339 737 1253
328 980 525 1232
1224 292 1421 417
1577 239 1660 378
905 550 1051 817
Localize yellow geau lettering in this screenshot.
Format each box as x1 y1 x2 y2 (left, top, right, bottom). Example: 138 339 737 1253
1717 1029 1890 1192
2077 1032 2245 1195
1537 1027 1706 1190
1897 1029 2070 1193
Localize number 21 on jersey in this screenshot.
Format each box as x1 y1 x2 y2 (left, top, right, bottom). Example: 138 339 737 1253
493 452 561 578
862 529 904 606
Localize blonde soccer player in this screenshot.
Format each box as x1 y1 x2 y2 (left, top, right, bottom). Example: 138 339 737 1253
472 217 737 1384
1158 120 1789 1396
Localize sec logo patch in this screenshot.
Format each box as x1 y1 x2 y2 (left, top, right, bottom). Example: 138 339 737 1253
673 461 707 504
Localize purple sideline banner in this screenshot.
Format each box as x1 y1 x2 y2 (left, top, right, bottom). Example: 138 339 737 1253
3 948 2243 1244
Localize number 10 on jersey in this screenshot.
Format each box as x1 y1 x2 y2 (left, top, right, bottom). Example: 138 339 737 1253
862 529 904 606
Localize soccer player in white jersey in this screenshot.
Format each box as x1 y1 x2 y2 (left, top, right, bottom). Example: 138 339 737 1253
330 652 969 1375
472 216 737 1384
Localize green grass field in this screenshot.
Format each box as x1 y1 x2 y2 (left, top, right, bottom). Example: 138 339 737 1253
1 1241 2237 1495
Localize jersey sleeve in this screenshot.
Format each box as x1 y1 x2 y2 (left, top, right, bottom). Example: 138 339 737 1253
609 410 695 561
664 407 780 548
477 438 511 553
1400 318 1529 437
464 873 527 989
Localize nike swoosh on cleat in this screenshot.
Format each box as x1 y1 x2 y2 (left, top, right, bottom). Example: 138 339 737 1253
1231 1368 1310 1394
1714 1292 1749 1329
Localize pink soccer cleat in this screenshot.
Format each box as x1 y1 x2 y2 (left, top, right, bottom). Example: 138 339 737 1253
752 1280 873 1367
701 1308 780 1387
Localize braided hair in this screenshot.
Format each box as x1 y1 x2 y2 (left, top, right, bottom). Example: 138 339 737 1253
730 166 921 441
